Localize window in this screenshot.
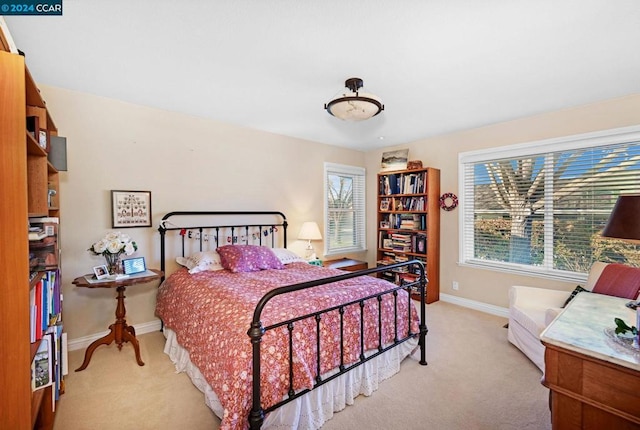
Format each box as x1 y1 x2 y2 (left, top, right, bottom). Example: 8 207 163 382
459 126 640 281
324 163 366 256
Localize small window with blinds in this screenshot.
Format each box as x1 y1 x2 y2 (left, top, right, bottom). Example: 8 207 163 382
459 127 640 280
324 163 366 256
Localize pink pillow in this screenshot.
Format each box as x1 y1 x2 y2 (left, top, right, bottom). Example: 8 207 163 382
217 245 284 273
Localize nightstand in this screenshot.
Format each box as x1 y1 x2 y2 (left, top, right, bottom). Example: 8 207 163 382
72 269 163 371
322 258 368 272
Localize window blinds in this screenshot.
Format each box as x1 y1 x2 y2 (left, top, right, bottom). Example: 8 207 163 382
459 127 640 279
324 163 366 255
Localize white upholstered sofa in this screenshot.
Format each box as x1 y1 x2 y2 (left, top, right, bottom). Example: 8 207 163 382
507 262 640 371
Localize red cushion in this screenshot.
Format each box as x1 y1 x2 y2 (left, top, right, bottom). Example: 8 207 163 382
592 263 640 299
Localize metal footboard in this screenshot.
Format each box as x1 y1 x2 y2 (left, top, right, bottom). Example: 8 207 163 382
248 260 428 430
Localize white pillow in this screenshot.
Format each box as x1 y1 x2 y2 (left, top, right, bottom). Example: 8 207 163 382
270 247 306 265
176 250 224 274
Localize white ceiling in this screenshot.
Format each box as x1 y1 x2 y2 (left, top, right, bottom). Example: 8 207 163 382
5 0 640 151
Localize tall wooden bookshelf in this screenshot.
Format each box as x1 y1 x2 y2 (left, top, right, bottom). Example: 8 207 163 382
0 49 63 430
376 167 440 303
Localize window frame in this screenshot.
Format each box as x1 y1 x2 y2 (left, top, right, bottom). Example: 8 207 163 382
323 162 366 257
458 125 640 283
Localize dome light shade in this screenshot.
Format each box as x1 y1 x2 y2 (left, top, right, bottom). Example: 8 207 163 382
324 77 384 121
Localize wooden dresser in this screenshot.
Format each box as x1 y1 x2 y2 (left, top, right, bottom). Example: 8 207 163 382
540 293 640 429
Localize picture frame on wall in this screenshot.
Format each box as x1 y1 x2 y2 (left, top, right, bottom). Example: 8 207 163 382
111 190 152 228
380 148 409 171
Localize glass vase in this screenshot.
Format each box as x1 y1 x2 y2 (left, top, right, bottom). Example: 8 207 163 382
104 253 122 275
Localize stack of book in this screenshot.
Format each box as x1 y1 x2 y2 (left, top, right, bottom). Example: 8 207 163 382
28 217 59 272
391 233 412 253
29 228 47 241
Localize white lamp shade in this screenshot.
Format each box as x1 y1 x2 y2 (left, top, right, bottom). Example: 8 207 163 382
325 91 383 121
298 221 322 240
325 77 384 121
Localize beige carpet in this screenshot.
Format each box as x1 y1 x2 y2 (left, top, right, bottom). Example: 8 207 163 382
53 301 550 430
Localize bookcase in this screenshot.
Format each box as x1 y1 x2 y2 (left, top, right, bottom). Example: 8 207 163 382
376 167 440 303
0 48 64 430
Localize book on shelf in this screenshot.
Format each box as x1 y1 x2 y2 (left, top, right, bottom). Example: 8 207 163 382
28 223 47 241
395 196 425 211
31 335 53 391
29 216 59 224
380 171 426 195
61 332 68 376
46 323 64 408
30 270 62 342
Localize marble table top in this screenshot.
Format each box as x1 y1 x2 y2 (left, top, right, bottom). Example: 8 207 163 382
540 292 640 371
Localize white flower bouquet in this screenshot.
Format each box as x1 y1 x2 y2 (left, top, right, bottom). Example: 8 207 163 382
89 231 137 274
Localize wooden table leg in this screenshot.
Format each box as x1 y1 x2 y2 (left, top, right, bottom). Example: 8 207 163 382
123 324 144 366
75 329 115 371
75 285 145 371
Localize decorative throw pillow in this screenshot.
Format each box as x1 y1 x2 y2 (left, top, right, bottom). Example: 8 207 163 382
270 247 306 265
591 263 640 299
176 250 224 274
217 245 284 273
562 285 588 308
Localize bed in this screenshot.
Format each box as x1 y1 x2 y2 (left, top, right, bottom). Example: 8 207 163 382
155 211 428 430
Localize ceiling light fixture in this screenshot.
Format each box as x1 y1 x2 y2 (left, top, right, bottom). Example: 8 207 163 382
324 77 384 121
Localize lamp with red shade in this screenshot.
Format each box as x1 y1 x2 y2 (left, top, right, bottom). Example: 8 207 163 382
602 194 640 348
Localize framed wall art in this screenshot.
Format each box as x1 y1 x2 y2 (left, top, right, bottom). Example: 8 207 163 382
380 148 408 171
111 190 152 228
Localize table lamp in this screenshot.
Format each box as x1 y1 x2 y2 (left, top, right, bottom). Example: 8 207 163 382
602 194 640 348
602 195 640 244
298 221 322 260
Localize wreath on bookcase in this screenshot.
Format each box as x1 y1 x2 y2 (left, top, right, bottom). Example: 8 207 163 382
439 193 458 211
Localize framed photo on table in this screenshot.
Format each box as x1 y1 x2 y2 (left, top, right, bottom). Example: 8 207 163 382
93 265 109 280
111 190 152 228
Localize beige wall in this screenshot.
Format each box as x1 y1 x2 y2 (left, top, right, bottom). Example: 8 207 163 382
366 94 640 309
41 85 365 342
44 83 640 343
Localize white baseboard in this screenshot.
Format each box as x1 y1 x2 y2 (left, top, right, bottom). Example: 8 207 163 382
67 319 163 351
439 293 509 319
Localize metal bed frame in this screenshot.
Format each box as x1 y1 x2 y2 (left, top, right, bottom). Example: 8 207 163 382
158 211 428 430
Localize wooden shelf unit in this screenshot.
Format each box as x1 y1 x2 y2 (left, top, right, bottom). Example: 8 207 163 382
376 167 440 303
0 49 63 430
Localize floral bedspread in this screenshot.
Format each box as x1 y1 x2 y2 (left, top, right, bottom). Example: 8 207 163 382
155 262 420 430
